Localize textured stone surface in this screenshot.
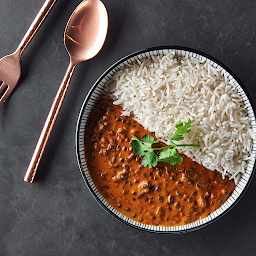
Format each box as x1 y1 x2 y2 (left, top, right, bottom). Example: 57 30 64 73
0 0 256 255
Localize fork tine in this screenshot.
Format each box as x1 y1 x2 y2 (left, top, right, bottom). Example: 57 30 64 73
0 83 10 107
0 81 4 92
0 81 6 95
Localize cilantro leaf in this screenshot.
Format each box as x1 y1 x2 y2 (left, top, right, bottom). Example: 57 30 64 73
141 134 159 149
142 150 158 168
131 135 159 156
175 119 191 134
130 137 145 156
170 119 191 142
158 148 183 165
170 133 184 141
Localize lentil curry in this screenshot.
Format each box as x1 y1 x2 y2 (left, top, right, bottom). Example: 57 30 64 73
84 98 235 226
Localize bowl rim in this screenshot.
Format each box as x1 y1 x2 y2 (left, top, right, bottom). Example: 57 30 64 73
76 46 256 234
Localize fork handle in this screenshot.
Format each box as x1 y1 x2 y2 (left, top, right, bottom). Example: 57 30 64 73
17 0 57 55
24 62 75 183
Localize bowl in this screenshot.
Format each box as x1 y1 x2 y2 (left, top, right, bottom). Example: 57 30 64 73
76 46 256 233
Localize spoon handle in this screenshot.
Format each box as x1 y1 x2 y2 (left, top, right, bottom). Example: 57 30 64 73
24 63 75 183
17 0 57 55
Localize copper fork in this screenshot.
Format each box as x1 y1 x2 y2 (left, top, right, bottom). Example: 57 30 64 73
0 0 57 107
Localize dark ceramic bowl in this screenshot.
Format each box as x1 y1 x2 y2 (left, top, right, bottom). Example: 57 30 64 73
76 46 256 233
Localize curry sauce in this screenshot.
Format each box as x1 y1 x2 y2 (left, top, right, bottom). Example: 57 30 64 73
84 98 236 226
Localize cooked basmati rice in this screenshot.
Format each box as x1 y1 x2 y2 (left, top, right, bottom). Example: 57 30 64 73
108 52 254 184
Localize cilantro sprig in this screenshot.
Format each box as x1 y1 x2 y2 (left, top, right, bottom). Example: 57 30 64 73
131 119 200 168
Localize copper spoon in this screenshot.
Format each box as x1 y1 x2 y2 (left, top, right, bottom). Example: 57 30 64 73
24 0 108 183
0 0 57 107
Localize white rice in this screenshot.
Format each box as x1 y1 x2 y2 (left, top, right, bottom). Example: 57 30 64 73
108 52 254 184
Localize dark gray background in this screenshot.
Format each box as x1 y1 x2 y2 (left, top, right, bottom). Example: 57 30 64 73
0 0 256 255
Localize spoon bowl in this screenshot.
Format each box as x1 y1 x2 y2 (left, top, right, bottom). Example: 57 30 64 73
24 0 108 183
65 0 108 65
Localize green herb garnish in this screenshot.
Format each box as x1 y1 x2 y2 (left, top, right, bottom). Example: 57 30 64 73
131 119 200 168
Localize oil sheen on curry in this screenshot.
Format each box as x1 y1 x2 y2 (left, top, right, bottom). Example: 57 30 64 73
84 98 235 226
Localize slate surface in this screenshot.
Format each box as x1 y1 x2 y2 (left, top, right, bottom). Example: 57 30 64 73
0 0 256 255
